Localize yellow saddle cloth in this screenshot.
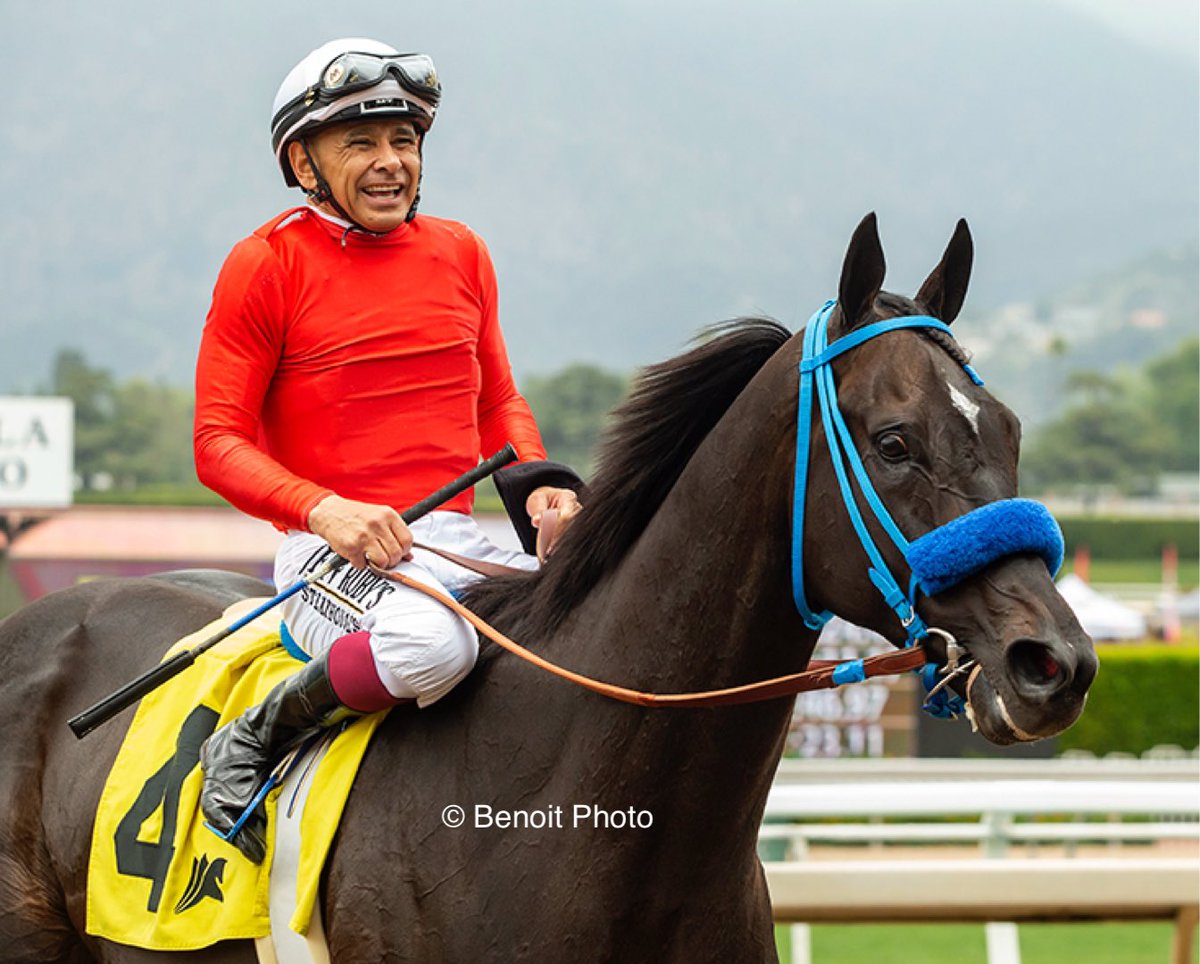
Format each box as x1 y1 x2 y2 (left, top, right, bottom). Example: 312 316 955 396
86 599 384 951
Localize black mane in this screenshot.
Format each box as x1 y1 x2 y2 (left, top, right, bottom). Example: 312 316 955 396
463 317 791 643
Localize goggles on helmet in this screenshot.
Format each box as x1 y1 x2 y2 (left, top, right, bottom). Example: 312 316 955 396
312 52 441 108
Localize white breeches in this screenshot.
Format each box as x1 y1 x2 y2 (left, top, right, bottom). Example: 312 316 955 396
274 512 537 707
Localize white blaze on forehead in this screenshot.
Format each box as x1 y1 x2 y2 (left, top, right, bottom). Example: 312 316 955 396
948 382 981 435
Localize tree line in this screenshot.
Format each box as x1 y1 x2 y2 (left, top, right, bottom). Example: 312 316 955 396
40 350 627 502
36 337 1197 503
1020 338 1198 497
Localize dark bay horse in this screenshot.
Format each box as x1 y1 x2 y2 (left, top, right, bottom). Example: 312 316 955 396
0 215 1096 962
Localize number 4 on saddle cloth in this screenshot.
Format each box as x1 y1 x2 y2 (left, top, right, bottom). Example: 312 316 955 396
86 598 384 952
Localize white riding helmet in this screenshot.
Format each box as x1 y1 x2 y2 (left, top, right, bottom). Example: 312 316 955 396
270 38 441 187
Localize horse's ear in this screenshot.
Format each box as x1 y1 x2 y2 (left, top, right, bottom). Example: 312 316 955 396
916 218 973 324
836 212 886 333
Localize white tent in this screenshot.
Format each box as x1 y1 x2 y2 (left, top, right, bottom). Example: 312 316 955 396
1175 588 1200 623
1056 574 1147 641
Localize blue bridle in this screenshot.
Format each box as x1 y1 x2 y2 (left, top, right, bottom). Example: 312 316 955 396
790 301 1064 717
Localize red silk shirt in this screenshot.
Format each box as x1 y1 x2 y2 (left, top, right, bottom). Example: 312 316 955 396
194 207 546 531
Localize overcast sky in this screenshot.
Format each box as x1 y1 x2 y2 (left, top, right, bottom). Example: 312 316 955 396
1052 0 1198 60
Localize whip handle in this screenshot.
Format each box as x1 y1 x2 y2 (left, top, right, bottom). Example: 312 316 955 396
67 650 196 739
401 443 517 523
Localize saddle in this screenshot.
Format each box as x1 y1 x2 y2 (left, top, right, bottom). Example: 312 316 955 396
86 600 382 952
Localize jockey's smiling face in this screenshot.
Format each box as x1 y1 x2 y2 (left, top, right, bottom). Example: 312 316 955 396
289 118 422 233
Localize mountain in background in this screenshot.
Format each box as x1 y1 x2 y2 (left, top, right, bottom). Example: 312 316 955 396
1 0 1196 424
959 240 1199 426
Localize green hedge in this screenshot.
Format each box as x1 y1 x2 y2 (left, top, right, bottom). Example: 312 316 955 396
1058 644 1199 756
1057 517 1199 560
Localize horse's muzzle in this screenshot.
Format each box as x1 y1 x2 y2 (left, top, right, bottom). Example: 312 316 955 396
1006 636 1094 701
966 634 1098 744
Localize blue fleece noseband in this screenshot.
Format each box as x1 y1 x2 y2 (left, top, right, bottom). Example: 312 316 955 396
790 301 1065 716
906 499 1063 596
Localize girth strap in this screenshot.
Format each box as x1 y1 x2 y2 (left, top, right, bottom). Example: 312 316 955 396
369 565 929 707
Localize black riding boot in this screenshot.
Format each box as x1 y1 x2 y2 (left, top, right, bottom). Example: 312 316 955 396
199 651 354 863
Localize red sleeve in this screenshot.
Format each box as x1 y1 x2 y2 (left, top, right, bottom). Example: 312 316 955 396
193 237 333 530
472 234 548 463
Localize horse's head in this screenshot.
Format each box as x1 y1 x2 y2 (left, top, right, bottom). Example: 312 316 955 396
801 213 1096 745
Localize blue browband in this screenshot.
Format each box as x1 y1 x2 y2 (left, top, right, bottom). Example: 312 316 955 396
790 301 1064 717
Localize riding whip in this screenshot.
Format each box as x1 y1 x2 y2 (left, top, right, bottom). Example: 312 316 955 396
67 443 518 738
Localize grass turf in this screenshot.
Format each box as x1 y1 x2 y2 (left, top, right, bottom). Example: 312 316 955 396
775 922 1197 963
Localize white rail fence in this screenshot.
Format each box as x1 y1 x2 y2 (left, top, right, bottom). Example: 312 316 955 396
760 758 1200 964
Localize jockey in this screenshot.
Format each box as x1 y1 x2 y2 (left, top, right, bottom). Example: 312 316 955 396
193 37 583 862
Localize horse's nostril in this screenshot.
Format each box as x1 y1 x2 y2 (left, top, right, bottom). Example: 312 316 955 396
1008 640 1071 693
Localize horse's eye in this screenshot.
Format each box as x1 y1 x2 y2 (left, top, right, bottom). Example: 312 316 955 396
877 432 909 461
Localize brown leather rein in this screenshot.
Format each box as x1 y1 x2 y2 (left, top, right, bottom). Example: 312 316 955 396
376 525 931 708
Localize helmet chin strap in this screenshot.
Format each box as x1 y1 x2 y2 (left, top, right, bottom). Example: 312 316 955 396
405 132 426 222
406 177 422 223
300 138 423 234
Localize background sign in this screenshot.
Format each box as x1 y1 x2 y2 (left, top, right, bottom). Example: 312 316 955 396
786 619 916 758
0 397 74 508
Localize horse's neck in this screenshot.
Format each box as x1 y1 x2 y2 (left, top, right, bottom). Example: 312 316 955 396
568 362 808 690
542 362 815 853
